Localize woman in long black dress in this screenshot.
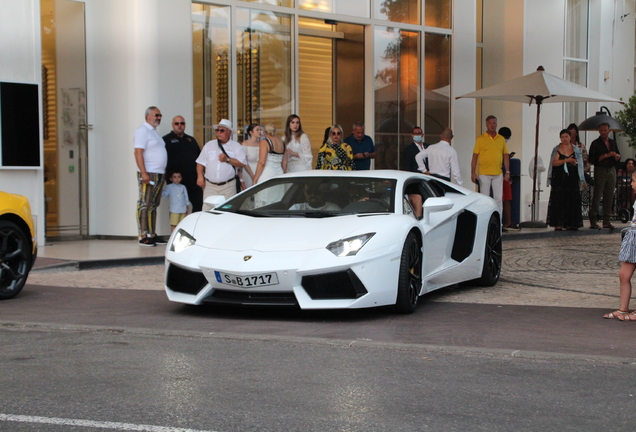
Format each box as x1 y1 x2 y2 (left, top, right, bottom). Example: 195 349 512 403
546 129 585 230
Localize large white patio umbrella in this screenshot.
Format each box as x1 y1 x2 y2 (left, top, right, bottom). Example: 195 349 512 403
457 66 624 224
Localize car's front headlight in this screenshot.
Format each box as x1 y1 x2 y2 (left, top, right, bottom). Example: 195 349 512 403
170 229 196 253
326 233 375 257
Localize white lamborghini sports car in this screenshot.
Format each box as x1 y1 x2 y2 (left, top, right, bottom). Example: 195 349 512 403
164 170 501 313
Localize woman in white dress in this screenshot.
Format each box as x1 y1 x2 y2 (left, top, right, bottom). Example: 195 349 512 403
253 123 288 208
283 114 313 172
239 124 261 189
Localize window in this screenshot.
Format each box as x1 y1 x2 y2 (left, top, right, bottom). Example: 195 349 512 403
192 4 292 143
236 8 292 134
374 0 420 24
374 27 420 169
300 0 371 18
424 33 450 143
425 0 451 29
192 4 230 145
563 0 589 125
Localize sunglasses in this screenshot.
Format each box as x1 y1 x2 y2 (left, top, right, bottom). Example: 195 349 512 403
216 128 229 133
331 131 342 136
173 122 185 126
154 114 163 118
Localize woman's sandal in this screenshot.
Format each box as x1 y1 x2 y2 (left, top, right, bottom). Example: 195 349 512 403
618 312 636 321
604 310 630 319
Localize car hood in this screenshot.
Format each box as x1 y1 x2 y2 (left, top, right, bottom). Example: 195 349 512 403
190 211 389 252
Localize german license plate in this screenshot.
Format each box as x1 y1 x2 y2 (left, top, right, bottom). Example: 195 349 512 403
214 271 279 288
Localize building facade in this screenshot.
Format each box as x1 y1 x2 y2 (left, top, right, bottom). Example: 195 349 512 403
0 0 633 243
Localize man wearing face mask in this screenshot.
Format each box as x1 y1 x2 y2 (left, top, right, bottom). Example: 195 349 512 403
402 126 429 172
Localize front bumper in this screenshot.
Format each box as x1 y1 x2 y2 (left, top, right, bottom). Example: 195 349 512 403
164 244 400 309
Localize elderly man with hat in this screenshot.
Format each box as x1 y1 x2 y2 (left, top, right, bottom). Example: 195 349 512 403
196 119 248 210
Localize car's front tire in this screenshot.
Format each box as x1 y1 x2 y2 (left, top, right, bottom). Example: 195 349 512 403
0 220 32 300
394 231 422 314
476 214 502 286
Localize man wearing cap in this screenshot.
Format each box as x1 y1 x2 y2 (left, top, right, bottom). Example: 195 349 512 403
196 119 248 210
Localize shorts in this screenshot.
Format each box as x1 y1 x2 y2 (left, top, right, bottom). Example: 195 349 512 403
619 228 636 263
169 212 186 226
502 179 512 201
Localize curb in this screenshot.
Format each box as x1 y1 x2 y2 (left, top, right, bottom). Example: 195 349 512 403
32 256 164 273
503 227 622 241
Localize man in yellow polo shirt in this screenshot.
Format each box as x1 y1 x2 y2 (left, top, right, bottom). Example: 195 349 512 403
471 115 510 216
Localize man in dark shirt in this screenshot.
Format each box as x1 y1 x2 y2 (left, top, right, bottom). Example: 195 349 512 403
344 122 376 170
588 122 620 229
163 116 203 212
402 126 429 172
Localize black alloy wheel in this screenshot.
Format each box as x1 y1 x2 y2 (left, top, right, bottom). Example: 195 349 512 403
476 214 502 286
0 220 31 300
394 232 422 314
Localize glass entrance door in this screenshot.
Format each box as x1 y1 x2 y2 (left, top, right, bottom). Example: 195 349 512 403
41 0 89 238
298 19 364 161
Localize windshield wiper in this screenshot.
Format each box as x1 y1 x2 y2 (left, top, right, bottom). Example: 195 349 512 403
299 211 341 218
220 209 271 217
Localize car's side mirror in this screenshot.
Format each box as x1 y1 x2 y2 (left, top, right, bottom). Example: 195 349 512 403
204 195 226 208
422 197 454 224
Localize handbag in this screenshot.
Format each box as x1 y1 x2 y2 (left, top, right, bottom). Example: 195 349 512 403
218 143 242 194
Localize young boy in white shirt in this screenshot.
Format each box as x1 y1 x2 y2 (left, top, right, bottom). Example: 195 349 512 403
162 172 192 232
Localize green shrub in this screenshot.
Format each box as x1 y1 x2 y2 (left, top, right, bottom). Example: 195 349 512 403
615 92 636 148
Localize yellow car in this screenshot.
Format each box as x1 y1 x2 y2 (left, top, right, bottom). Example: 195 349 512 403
0 191 37 299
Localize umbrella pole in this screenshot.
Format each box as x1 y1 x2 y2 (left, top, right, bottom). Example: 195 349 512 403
532 102 540 220
520 99 548 228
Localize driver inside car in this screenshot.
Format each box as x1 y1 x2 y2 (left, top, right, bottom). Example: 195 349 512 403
289 184 341 211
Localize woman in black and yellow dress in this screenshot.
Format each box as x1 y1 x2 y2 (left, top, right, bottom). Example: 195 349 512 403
315 124 355 170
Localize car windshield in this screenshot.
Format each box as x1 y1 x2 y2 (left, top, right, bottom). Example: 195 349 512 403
216 176 397 218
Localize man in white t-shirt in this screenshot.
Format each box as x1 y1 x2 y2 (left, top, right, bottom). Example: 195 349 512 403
133 106 168 246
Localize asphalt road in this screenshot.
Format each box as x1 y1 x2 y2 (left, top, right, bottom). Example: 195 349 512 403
2 234 636 431
2 323 636 432
2 285 636 359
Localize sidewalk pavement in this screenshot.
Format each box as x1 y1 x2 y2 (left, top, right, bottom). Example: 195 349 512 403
26 224 629 310
33 239 167 271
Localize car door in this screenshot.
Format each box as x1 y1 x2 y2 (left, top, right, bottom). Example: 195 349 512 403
416 179 461 288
